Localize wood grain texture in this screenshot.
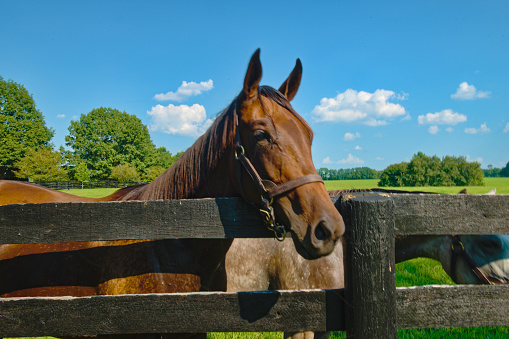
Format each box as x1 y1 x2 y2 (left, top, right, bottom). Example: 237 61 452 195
341 193 397 338
391 194 509 235
1 194 508 244
397 285 509 329
0 198 274 244
0 289 345 337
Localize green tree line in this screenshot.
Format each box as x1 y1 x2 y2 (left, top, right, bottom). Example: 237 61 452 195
317 167 381 180
378 152 485 187
483 162 509 177
1 76 182 182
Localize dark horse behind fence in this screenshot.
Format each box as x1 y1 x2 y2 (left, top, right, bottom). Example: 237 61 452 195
0 50 345 339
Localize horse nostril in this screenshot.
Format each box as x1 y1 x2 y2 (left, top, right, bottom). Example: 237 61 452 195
315 221 331 241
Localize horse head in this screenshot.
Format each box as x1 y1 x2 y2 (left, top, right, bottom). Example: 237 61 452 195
233 50 344 259
445 234 509 284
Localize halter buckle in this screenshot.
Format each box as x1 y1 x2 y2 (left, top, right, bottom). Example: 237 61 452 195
259 205 286 241
235 145 245 158
451 236 465 254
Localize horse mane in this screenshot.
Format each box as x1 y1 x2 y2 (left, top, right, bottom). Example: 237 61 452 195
121 102 237 201
121 86 308 201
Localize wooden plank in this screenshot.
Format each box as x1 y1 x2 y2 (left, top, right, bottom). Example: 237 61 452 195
391 194 509 235
0 198 277 244
0 289 345 337
341 193 397 338
3 194 508 244
396 285 509 329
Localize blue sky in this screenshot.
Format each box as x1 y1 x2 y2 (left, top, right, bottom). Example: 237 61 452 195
1 1 508 170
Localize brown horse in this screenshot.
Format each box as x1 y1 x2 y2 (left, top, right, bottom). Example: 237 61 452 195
225 189 509 339
0 50 344 338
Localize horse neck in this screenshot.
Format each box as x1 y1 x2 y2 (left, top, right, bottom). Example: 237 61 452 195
395 235 448 263
122 104 237 201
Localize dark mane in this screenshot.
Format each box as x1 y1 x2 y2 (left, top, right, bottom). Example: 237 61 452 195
121 86 310 201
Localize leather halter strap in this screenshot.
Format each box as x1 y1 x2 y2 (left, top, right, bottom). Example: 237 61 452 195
233 99 324 240
450 235 508 285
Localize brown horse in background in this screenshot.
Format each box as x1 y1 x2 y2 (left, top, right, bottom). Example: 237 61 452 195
226 189 509 339
0 50 344 338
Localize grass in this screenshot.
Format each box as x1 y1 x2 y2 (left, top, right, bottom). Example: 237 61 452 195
28 180 506 339
59 187 118 198
323 177 509 194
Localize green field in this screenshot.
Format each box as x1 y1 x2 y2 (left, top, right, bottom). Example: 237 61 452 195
15 181 504 338
323 177 509 194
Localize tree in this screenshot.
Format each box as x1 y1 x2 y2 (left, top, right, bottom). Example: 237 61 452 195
109 163 141 181
13 146 67 181
72 162 93 181
142 166 166 182
378 162 408 187
501 161 509 177
0 76 54 179
63 107 156 180
378 153 485 187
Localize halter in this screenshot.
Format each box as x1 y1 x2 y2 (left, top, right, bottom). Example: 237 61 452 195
450 235 508 285
233 97 324 241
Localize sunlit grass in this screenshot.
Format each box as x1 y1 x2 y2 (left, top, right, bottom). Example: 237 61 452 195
58 187 118 198
323 177 508 194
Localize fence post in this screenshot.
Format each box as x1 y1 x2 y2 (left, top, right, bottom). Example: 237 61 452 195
341 193 397 338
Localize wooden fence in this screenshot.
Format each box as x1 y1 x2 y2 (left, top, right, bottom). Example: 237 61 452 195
0 192 508 337
34 180 146 190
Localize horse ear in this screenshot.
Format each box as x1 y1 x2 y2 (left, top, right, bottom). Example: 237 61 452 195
243 49 262 98
278 58 302 101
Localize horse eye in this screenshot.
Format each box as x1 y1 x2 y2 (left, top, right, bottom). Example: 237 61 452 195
254 130 270 142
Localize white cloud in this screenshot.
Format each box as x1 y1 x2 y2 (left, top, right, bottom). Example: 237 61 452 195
428 125 440 134
376 157 384 161
344 132 360 141
311 89 407 125
337 154 365 165
445 127 454 133
504 123 509 133
354 145 362 150
322 156 333 164
451 82 491 100
57 114 66 119
467 155 483 164
154 79 213 102
401 114 411 121
147 103 213 137
464 123 491 135
417 109 467 125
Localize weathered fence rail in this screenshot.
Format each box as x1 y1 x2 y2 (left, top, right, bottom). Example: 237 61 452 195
0 193 508 337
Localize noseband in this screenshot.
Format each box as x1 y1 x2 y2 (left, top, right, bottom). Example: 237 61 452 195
233 98 324 241
450 235 508 285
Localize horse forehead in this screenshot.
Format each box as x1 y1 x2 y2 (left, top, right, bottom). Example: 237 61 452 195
261 97 310 136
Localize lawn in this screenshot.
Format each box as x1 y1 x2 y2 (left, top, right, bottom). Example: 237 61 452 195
323 177 509 194
19 180 504 339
